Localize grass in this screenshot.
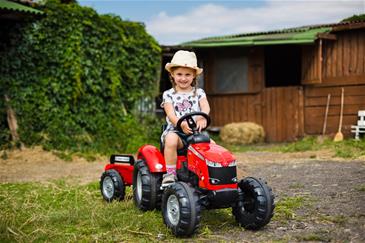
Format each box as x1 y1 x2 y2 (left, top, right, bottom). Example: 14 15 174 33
0 181 242 242
355 184 365 192
212 134 365 159
296 230 332 242
273 196 309 222
0 181 170 242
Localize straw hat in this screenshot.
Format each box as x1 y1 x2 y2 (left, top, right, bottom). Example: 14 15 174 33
165 50 203 75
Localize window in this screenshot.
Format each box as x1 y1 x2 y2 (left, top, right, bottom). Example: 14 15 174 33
210 53 249 93
265 45 301 87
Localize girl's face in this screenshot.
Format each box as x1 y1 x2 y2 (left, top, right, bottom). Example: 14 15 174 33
171 67 196 91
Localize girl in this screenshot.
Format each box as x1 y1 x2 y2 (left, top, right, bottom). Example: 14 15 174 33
161 50 210 185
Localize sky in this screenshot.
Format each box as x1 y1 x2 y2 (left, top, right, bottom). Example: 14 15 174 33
78 0 365 45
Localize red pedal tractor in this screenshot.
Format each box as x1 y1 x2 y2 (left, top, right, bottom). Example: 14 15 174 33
100 112 275 237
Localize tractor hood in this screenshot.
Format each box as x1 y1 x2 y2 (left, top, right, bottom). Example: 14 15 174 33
190 143 235 166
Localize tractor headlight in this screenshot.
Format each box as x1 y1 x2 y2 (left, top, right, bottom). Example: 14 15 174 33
228 160 236 167
210 178 221 184
205 159 222 167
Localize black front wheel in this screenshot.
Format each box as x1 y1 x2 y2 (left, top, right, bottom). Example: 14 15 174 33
232 177 275 230
162 182 201 237
100 169 125 202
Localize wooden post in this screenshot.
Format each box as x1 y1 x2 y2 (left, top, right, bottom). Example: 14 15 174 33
4 95 23 148
318 39 323 83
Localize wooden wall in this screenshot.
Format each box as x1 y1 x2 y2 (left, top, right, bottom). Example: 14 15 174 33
209 94 262 126
322 30 365 80
302 28 365 138
304 84 365 137
302 29 365 85
209 86 305 142
262 87 304 142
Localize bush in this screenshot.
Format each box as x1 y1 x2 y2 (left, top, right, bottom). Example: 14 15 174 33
0 0 161 154
219 122 265 145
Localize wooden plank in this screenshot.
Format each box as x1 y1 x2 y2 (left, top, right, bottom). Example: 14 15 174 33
286 88 293 140
247 96 256 123
301 46 319 84
305 104 365 117
298 87 305 137
305 85 365 97
277 88 283 141
311 74 365 86
210 97 219 126
319 39 323 82
305 95 365 107
336 33 343 77
234 95 242 122
228 96 234 123
350 31 357 75
272 88 278 141
362 32 365 74
236 96 241 122
266 90 271 139
343 34 350 76
305 114 359 136
254 94 262 125
323 40 330 78
262 89 270 141
332 39 337 78
361 32 364 73
327 42 336 77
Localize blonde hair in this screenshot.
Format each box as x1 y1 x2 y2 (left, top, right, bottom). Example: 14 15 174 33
168 67 198 96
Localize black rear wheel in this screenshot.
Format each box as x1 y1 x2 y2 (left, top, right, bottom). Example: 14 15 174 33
100 169 125 202
133 159 162 210
162 182 201 237
232 177 275 229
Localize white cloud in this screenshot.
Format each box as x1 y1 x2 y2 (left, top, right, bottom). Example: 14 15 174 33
147 0 365 45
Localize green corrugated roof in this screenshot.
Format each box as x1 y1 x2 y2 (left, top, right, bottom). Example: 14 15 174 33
0 0 44 15
181 27 332 47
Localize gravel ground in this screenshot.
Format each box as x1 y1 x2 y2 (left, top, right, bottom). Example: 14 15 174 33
212 152 365 242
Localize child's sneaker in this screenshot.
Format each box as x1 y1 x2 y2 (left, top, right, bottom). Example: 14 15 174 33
162 173 176 186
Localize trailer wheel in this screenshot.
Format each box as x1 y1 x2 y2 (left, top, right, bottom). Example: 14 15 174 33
100 169 125 202
162 182 201 237
133 159 162 210
232 177 275 230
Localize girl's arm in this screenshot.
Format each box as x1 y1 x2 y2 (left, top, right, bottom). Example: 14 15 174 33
199 97 210 114
197 97 210 131
164 103 192 134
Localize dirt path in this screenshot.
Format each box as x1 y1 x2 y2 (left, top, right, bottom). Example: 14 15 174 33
0 147 107 184
0 146 352 183
1 147 364 242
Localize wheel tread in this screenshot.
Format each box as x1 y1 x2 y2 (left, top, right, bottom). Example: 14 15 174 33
233 177 275 230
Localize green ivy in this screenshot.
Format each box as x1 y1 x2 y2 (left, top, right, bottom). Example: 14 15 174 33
0 0 162 154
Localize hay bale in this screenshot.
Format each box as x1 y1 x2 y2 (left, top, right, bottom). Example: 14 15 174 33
220 122 265 145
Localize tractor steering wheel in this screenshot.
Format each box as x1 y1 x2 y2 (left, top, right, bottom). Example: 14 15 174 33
176 111 211 134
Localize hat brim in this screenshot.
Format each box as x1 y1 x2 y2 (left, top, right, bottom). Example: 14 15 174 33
165 63 203 75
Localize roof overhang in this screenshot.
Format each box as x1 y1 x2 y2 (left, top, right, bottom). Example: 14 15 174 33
181 27 333 48
0 0 44 20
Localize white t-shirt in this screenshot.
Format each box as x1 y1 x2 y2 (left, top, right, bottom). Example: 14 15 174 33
160 87 206 141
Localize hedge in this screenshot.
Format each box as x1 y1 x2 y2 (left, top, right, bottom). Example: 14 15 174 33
0 0 162 154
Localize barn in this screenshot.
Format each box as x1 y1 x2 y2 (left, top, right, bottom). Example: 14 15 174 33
159 20 365 142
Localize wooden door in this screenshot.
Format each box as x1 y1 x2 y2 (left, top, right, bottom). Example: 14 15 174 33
262 86 304 142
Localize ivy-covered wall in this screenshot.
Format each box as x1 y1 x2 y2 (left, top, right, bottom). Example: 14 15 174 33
0 0 162 154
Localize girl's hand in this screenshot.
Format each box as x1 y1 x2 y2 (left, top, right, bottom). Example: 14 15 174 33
196 118 207 132
181 121 192 134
